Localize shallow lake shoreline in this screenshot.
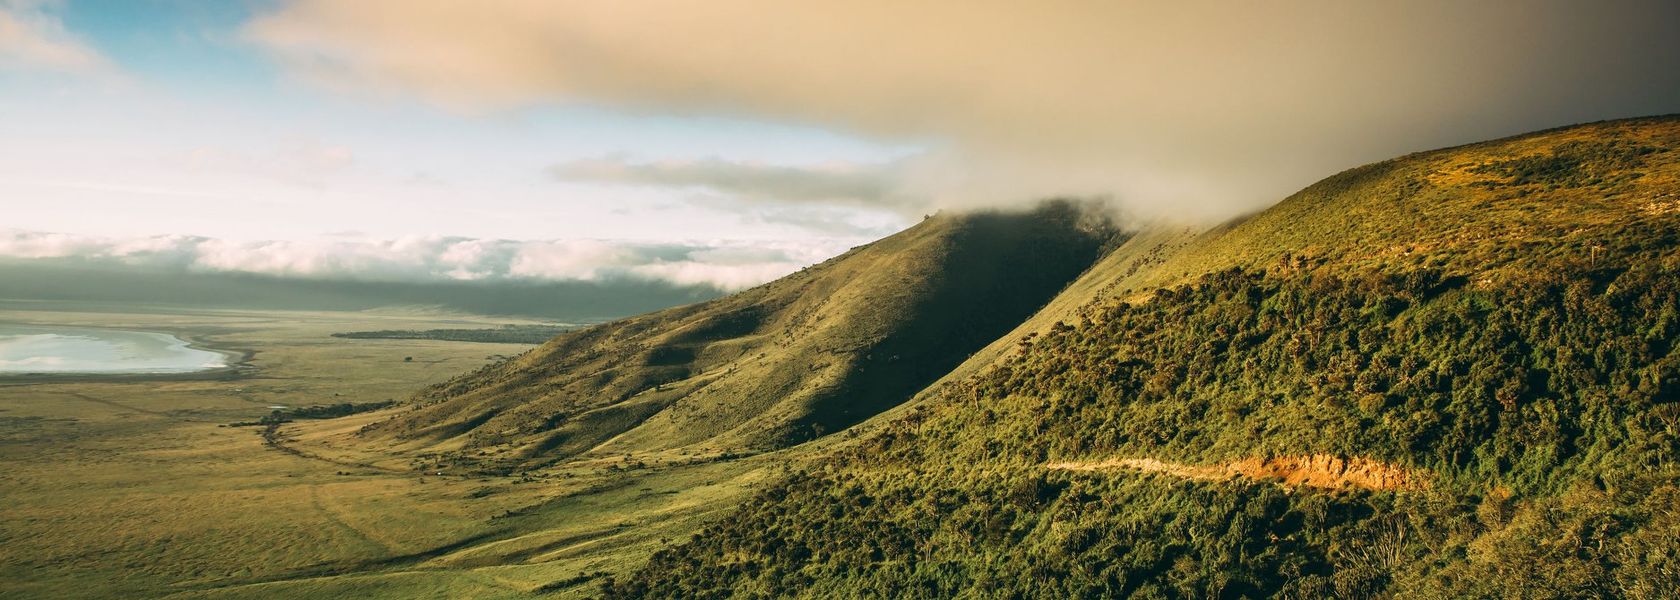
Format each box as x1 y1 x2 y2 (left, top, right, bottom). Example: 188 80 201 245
0 323 256 383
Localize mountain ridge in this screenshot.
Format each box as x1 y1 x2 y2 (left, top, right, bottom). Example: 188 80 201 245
357 201 1123 470
595 115 1680 598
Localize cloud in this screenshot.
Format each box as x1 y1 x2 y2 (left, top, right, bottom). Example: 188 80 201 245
0 0 112 74
247 0 1680 220
550 156 924 236
734 204 907 238
0 230 854 291
550 156 914 212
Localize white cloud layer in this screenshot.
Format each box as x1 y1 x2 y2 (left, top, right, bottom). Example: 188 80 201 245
0 230 857 291
551 156 913 211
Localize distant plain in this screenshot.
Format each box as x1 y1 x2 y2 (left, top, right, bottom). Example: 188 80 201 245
0 304 777 599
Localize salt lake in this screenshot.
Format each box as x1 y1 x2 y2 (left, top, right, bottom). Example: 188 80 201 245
0 324 232 375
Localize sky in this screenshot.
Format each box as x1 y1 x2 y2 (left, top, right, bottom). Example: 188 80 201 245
2 0 1679 290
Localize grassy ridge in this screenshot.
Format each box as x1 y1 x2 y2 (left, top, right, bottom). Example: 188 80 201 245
1113 115 1680 293
363 202 1121 471
602 116 1680 597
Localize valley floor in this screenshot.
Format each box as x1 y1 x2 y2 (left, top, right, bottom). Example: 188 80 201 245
0 305 778 599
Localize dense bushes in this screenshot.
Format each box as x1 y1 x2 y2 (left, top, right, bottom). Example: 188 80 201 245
611 469 1396 599
605 258 1680 598
950 262 1680 494
230 401 395 427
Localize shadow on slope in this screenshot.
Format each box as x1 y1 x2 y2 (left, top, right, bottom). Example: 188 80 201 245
360 200 1121 469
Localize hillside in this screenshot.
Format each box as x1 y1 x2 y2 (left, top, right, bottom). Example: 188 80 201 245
1122 115 1680 290
603 116 1680 597
359 202 1120 470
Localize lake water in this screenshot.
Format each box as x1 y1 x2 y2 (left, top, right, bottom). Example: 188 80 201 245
0 324 230 375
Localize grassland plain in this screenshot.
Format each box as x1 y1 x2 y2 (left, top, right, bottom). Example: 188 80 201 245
0 305 781 599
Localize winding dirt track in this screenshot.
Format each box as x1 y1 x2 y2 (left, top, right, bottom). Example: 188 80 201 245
1045 455 1428 491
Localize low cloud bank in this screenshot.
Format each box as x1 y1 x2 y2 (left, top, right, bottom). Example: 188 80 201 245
551 156 915 212
0 230 859 291
247 0 1680 220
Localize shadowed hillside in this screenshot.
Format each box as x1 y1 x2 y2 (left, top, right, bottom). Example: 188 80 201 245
360 201 1121 469
605 116 1680 597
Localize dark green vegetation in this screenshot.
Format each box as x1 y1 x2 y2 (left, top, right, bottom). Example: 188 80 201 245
611 263 1680 597
231 401 397 427
580 117 1680 597
333 324 580 344
363 202 1119 470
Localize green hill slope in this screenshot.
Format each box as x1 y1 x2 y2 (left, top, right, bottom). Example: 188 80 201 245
603 116 1680 598
1124 115 1680 292
359 202 1120 470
